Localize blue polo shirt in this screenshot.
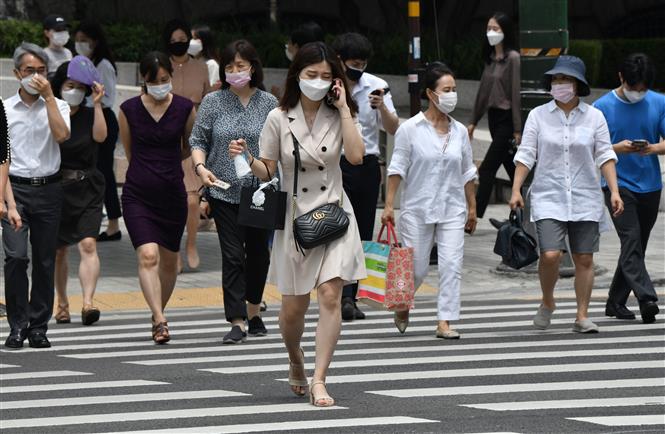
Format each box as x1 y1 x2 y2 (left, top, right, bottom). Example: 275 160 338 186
594 89 665 193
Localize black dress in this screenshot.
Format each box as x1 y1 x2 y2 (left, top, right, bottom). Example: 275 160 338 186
1 98 8 165
57 106 105 247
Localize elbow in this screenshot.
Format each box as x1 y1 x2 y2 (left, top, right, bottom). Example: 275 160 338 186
94 133 108 143
55 131 70 144
349 154 364 166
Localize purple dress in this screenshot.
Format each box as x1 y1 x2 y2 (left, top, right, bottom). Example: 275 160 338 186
120 94 193 252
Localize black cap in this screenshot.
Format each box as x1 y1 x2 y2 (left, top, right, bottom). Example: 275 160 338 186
43 15 68 31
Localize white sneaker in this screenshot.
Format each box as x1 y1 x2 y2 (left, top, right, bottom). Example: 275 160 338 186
573 318 599 333
533 305 553 330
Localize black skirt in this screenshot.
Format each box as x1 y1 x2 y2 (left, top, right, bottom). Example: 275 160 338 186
57 170 105 247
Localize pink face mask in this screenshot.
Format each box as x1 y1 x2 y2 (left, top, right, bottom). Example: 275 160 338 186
225 70 251 88
550 82 575 103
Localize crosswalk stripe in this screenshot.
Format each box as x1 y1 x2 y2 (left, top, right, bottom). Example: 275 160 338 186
61 333 660 360
567 415 665 426
366 378 664 398
0 403 344 429
201 347 665 374
2 380 168 394
462 396 665 411
0 390 251 410
126 336 663 366
0 370 93 381
102 416 439 434
310 360 665 384
0 363 20 368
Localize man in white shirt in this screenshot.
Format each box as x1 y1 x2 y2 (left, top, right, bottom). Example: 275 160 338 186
42 15 73 78
3 42 70 349
333 33 399 321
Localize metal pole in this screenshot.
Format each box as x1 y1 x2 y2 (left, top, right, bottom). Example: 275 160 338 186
408 0 422 117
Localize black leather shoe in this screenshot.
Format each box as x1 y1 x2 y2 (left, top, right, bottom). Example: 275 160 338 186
28 332 51 348
639 301 659 324
4 329 27 349
97 231 121 242
353 302 366 320
341 297 355 321
605 301 636 320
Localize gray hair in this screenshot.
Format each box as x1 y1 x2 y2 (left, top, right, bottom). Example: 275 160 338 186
13 42 49 70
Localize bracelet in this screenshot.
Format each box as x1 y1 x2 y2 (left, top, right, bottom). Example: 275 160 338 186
194 162 205 176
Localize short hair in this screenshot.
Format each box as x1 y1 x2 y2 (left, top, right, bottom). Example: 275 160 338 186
219 39 264 90
620 53 656 88
279 42 358 115
140 51 173 84
162 18 191 50
421 61 456 98
49 61 92 101
13 42 49 70
290 21 324 48
332 33 372 61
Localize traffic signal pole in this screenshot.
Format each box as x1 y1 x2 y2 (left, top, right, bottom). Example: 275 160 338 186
408 0 422 116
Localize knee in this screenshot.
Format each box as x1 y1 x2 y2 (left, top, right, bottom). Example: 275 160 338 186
317 286 341 311
79 239 97 256
138 249 159 268
573 254 594 270
540 250 561 265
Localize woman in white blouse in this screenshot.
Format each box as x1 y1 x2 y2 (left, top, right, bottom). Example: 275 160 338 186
510 56 624 334
382 62 478 339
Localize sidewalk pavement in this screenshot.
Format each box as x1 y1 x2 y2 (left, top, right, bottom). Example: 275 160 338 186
1 204 662 313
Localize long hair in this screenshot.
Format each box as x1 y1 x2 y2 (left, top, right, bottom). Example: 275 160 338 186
481 11 518 64
75 21 117 73
279 42 358 115
192 24 218 62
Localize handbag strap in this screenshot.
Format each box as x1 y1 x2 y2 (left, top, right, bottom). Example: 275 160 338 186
377 223 400 247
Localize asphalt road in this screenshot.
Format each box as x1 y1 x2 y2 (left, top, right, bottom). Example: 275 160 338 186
1 297 664 434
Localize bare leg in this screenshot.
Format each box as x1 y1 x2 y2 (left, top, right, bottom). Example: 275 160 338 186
538 250 562 310
279 294 310 395
54 246 69 310
311 278 343 402
572 253 594 321
136 243 166 323
77 237 100 307
157 246 179 310
185 192 200 269
247 302 261 319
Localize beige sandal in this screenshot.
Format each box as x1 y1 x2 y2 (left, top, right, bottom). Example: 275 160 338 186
309 380 334 407
288 348 308 396
55 304 71 324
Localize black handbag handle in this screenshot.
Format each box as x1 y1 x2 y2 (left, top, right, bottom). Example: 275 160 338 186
292 132 302 201
510 208 524 227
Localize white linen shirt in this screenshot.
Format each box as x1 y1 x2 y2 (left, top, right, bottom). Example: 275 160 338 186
514 100 617 223
3 91 70 178
387 112 477 226
351 72 397 156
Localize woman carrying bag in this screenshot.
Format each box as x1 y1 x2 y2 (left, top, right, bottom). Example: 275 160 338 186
382 62 478 340
229 42 366 407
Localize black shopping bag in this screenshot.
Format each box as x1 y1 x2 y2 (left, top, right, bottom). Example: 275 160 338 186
238 180 287 230
493 208 539 269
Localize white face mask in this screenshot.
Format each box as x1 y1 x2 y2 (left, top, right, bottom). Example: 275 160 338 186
299 78 331 102
75 41 92 57
51 31 70 47
623 87 646 103
433 91 457 114
187 39 203 56
20 74 40 95
487 30 504 46
146 82 172 100
62 88 85 106
285 44 294 62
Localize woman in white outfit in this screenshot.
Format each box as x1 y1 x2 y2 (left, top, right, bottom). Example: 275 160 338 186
382 62 478 339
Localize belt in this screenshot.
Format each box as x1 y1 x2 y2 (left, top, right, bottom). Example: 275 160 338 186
9 174 62 186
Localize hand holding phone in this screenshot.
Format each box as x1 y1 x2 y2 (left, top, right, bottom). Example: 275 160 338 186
631 139 649 149
369 87 390 110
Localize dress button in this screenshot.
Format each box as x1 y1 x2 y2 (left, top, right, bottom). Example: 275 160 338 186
321 186 327 191
318 166 324 171
302 188 308 193
321 146 327 152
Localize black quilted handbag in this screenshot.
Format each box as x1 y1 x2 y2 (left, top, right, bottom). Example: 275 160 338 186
493 208 539 269
291 133 349 253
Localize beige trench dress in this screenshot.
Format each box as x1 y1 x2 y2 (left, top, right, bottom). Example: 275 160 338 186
259 102 367 295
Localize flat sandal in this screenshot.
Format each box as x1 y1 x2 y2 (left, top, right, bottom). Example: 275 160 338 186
288 347 308 396
152 321 170 344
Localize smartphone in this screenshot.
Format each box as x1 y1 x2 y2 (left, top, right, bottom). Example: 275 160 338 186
370 88 390 109
325 79 341 108
632 139 648 149
212 179 231 190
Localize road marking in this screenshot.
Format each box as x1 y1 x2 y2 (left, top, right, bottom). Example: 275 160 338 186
0 370 93 381
567 415 665 426
127 335 663 366
305 360 665 384
0 403 343 429
202 347 665 374
463 396 665 411
366 378 665 398
0 364 20 368
0 390 250 410
2 380 168 394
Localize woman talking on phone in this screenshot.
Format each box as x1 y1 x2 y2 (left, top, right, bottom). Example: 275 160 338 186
229 42 366 407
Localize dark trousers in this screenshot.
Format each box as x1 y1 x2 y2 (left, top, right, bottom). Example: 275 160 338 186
604 187 660 305
209 198 270 322
341 154 381 299
476 108 516 218
97 108 122 220
2 182 62 334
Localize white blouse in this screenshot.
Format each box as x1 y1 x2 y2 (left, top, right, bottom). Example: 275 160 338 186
387 112 477 225
514 100 617 223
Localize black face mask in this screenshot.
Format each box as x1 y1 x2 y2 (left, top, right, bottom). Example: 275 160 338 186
169 41 189 57
344 65 365 82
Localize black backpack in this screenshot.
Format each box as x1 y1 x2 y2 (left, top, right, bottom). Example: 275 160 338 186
493 209 539 269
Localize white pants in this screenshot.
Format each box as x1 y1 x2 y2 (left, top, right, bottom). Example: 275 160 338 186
398 213 464 321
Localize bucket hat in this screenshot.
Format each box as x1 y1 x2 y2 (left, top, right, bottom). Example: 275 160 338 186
543 55 590 97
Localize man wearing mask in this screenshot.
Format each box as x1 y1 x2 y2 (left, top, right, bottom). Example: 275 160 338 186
332 33 399 321
42 15 72 79
593 53 663 324
3 42 70 349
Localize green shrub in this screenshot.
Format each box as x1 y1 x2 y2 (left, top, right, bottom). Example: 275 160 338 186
0 19 44 56
568 39 603 87
598 38 665 91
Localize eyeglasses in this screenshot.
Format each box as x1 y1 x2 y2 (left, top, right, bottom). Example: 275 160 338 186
20 67 47 76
